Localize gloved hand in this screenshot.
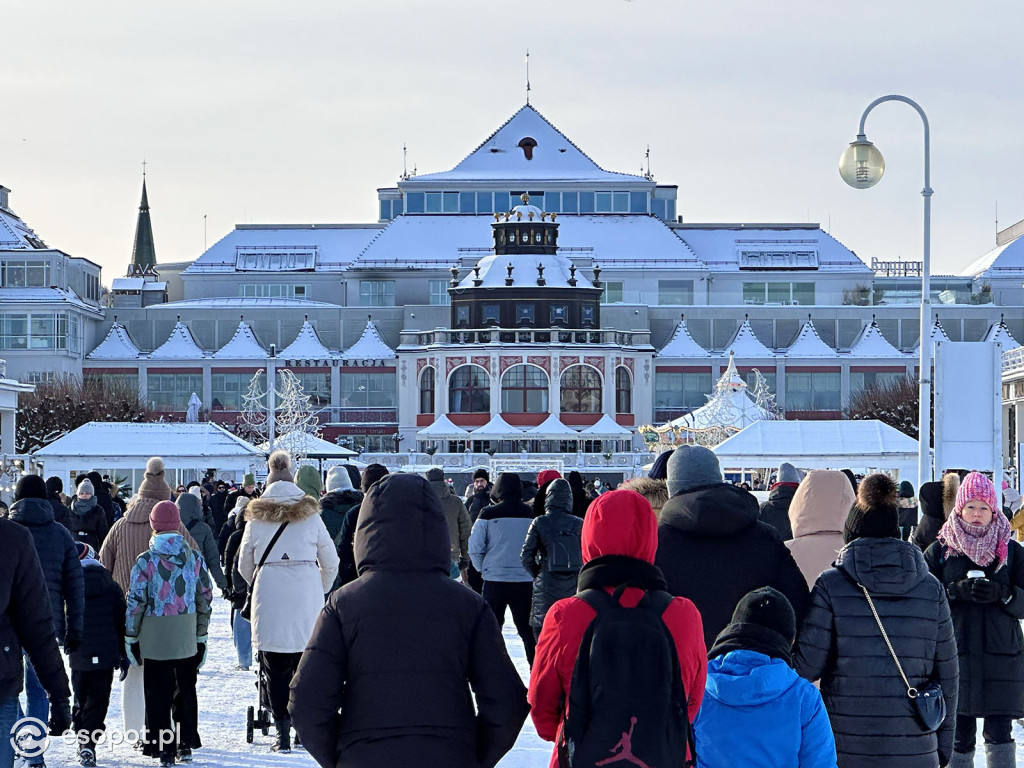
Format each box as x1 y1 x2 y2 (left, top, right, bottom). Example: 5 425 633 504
63 630 81 654
221 588 231 601
947 579 975 601
118 656 130 682
48 697 72 736
125 638 142 667
968 578 1007 604
938 749 949 768
196 637 207 670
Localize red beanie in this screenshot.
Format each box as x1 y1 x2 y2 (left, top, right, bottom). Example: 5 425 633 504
537 469 563 488
150 500 181 533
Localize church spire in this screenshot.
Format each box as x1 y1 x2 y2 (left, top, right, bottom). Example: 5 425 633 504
131 174 156 270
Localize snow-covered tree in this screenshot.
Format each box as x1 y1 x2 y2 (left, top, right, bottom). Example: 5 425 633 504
846 374 930 442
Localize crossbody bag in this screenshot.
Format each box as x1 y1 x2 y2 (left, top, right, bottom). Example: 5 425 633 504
240 522 289 621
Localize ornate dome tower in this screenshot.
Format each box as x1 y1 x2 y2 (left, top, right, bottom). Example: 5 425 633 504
450 194 603 331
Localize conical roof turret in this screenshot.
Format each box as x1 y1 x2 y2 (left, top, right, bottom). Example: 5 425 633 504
131 177 156 269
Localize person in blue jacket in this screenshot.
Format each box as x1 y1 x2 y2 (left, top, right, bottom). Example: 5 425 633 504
695 587 836 768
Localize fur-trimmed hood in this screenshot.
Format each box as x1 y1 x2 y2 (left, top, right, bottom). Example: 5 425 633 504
619 477 669 514
942 473 960 517
245 494 320 524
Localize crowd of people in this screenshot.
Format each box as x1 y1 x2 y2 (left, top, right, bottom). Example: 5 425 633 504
2 447 1024 768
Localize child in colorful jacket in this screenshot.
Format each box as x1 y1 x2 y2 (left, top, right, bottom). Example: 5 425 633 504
125 500 212 767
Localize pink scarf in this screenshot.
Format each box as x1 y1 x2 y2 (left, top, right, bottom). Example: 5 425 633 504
937 510 1011 569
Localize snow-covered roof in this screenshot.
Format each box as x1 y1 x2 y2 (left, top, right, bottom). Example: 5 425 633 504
960 231 1024 277
848 319 906 357
674 225 870 273
0 287 101 313
469 414 524 439
526 414 581 437
258 431 356 458
578 414 632 437
148 297 338 310
914 317 952 350
416 415 470 439
111 277 167 292
33 421 263 461
87 322 142 360
149 320 207 359
458 251 592 289
785 318 837 358
658 316 711 358
985 319 1020 348
354 214 701 270
408 105 647 184
724 318 774 357
340 319 396 362
0 198 48 250
183 224 383 275
213 320 268 359
279 319 333 360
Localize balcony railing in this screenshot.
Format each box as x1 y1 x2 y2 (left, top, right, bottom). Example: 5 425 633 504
356 451 645 473
399 328 652 348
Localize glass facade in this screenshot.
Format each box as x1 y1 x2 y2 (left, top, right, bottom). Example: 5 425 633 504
654 371 712 411
742 282 816 305
501 364 549 413
1 260 50 287
449 365 490 413
658 280 695 305
147 373 203 411
785 371 841 411
0 312 80 351
560 365 602 413
428 279 451 306
401 189 656 215
359 280 396 307
850 370 909 394
339 372 396 409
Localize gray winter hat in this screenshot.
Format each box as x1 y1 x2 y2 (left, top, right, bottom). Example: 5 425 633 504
544 478 573 514
776 462 801 485
667 445 724 497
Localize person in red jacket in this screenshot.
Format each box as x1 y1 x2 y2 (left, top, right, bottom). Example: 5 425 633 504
528 488 707 768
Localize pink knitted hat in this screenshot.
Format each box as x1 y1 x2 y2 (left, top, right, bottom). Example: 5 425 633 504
150 500 181 533
954 472 998 516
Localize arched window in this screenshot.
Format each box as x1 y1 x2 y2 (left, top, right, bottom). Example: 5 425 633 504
560 365 602 413
448 365 490 413
615 366 632 413
501 364 549 413
419 367 435 414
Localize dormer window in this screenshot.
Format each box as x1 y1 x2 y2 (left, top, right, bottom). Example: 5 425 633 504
517 137 537 160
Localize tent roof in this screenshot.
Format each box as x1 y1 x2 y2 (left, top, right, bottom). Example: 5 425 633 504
785 318 837 358
279 319 333 360
416 414 470 439
149 321 206 359
87 322 142 360
713 419 919 470
340 319 396 362
526 414 581 437
848 319 905 357
658 316 711 358
578 414 632 437
34 422 263 461
469 414 524 439
213 320 267 359
725 318 774 358
258 430 356 458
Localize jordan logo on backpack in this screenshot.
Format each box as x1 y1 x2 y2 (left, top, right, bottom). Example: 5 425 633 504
594 717 654 768
557 583 695 768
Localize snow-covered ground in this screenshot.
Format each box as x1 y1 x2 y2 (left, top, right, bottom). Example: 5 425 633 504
26 594 1024 767
29 594 550 768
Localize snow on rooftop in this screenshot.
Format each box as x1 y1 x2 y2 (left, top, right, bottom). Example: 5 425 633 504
213 320 268 359
416 414 470 439
785 318 837 358
33 421 262 460
0 201 48 250
658 316 710 358
724 318 774 358
526 414 581 437
985 319 1020 348
469 414 524 439
278 319 333 360
458 252 590 289
960 235 1024 278
409 105 647 184
149 320 207 359
579 413 632 437
675 226 869 273
87 322 142 360
340 319 396 362
0 287 99 312
151 297 338 310
848 320 906 358
915 317 952 350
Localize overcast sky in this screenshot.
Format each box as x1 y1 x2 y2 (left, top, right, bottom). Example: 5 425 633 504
3 0 1022 281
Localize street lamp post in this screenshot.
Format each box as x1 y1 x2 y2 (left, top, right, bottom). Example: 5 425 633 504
839 95 933 490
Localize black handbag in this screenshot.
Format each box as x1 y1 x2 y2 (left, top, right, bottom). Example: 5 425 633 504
240 522 289 621
859 583 946 732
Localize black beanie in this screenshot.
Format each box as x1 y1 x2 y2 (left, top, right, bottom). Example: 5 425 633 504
473 468 490 482
708 587 796 666
360 463 390 493
15 474 48 501
425 467 445 481
648 448 674 481
843 473 900 544
45 476 63 495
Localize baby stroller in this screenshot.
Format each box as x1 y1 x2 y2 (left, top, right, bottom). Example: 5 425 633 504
245 659 272 744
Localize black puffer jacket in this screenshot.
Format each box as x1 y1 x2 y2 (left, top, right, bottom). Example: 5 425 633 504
86 472 116 530
178 493 227 590
913 481 946 551
467 486 493 522
656 483 810 649
924 540 1024 717
0 518 71 702
69 560 125 671
521 479 584 628
47 490 70 530
67 497 110 552
321 489 362 542
223 517 248 610
758 483 798 541
289 474 529 768
796 537 958 768
10 497 84 644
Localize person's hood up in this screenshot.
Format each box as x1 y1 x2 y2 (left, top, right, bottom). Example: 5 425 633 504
86 472 109 497
917 480 945 521
10 497 56 526
295 464 324 498
788 470 856 539
835 536 929 596
320 489 362 514
493 472 524 502
582 489 657 564
619 477 669 513
149 532 189 566
704 650 799 707
354 473 449 576
544 479 573 516
176 492 203 527
429 478 455 500
82 559 115 598
659 483 759 537
767 482 799 499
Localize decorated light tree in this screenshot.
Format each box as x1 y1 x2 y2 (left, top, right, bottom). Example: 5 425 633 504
235 369 321 463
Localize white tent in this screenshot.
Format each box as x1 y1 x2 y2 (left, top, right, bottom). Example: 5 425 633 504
33 421 265 489
469 415 525 440
713 419 919 479
259 430 357 459
579 414 633 438
416 415 470 440
526 414 582 438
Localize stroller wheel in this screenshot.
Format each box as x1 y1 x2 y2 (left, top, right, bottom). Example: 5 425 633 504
246 706 254 744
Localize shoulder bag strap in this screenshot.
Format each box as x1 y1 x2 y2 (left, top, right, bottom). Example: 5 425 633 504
858 583 916 697
256 522 289 573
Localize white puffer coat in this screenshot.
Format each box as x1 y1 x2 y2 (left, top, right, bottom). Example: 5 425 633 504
239 482 339 653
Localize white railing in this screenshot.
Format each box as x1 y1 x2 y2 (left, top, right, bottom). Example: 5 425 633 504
357 451 645 474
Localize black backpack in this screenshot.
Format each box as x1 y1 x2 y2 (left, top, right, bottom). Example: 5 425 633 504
558 584 695 768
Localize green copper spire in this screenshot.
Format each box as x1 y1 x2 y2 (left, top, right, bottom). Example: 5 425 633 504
131 177 156 269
